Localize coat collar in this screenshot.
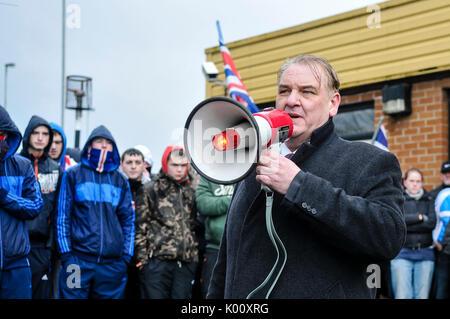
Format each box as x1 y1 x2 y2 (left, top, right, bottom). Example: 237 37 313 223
310 118 335 146
289 118 335 164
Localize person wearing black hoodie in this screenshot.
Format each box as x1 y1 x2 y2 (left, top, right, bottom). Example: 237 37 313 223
0 106 44 299
20 116 62 299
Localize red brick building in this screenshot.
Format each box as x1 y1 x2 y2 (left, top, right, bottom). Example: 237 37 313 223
340 74 450 190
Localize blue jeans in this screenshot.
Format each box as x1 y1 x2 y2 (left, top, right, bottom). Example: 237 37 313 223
391 258 434 299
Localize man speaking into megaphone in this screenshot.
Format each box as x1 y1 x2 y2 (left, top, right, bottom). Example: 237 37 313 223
202 54 406 299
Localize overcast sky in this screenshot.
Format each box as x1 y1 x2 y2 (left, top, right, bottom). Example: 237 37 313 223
0 0 379 172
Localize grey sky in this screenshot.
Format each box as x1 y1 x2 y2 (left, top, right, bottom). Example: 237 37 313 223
0 0 378 172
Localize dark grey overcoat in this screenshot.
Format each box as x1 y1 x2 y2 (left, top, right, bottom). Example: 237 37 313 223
208 119 406 299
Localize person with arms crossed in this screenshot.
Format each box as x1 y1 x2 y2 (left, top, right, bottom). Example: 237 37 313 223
390 168 436 299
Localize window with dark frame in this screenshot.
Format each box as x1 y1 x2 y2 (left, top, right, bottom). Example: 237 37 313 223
257 100 376 142
334 100 375 141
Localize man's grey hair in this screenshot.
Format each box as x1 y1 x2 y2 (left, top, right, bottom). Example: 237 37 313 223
277 54 340 95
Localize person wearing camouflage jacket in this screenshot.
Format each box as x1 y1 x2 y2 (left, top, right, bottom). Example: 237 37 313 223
134 146 199 299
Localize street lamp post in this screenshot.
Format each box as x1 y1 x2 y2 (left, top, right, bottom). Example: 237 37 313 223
65 75 93 149
4 63 15 109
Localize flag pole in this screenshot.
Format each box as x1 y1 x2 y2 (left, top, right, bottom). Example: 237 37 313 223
371 116 385 144
216 20 224 43
215 20 260 114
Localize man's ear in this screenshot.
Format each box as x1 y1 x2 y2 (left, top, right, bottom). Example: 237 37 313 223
328 92 341 117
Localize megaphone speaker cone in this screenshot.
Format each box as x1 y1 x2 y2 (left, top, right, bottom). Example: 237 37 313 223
184 97 260 185
184 97 293 185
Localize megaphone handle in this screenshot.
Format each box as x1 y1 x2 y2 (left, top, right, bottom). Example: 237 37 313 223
261 184 272 193
259 142 281 193
268 142 281 154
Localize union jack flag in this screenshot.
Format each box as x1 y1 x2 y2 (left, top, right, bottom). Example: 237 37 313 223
217 21 259 114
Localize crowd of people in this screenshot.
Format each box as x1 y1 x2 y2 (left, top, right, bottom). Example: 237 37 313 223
0 53 450 299
0 104 234 299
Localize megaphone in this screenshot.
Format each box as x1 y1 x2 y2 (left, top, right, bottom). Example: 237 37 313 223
184 97 293 184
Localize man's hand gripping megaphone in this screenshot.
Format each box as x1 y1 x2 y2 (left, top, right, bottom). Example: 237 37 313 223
256 147 300 195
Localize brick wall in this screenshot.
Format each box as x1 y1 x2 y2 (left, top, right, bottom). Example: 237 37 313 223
341 77 450 191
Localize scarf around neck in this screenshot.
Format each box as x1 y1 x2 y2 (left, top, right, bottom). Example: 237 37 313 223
87 148 115 173
405 188 424 200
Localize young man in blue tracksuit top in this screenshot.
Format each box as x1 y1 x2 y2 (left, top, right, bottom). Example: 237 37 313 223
0 105 44 299
57 125 135 299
